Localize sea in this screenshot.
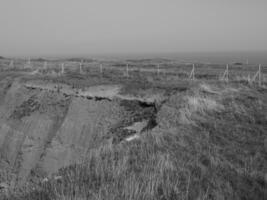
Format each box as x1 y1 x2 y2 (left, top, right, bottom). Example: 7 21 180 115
89 51 267 65
12 50 267 66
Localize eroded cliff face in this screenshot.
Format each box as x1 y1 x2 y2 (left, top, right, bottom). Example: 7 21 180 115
0 78 157 185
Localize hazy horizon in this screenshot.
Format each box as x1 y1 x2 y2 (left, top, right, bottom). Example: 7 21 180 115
2 50 267 65
1 0 267 57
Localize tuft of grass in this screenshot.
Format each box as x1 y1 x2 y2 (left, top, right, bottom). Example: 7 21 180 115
157 85 225 127
187 96 224 113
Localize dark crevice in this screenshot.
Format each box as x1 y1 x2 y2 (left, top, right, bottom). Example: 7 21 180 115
94 96 111 101
106 99 160 144
142 115 157 132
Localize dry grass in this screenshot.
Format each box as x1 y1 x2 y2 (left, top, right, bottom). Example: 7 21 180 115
157 85 225 126
187 96 224 112
1 83 267 200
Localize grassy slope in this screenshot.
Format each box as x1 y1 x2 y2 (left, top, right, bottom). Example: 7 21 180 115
4 82 266 200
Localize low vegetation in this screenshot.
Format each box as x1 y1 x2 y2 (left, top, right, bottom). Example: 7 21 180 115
3 82 266 200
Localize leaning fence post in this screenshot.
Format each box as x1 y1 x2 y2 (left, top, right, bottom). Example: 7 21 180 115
189 64 195 80
252 64 262 87
221 64 229 82
258 64 262 87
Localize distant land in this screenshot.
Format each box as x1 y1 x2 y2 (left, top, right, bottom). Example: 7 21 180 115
39 50 267 65
87 50 267 65
2 50 267 65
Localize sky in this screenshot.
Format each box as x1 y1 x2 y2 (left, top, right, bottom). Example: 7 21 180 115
0 0 267 57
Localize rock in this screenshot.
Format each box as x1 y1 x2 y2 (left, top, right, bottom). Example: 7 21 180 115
125 120 148 133
125 134 140 142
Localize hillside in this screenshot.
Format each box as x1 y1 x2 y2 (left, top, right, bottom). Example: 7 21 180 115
0 69 266 200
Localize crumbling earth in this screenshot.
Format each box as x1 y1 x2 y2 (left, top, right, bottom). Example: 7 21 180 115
0 76 164 188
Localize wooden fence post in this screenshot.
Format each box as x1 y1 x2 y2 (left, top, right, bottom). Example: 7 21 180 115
100 64 103 74
79 61 83 74
189 64 195 80
43 61 47 70
252 64 262 87
9 60 14 68
220 64 229 82
61 63 65 75
247 73 252 85
24 58 31 69
126 64 129 77
258 64 262 87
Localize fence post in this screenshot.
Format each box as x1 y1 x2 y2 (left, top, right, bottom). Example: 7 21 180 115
126 64 129 77
24 58 31 69
100 64 103 74
157 64 160 76
28 58 32 69
79 61 83 74
225 64 229 82
226 64 229 82
252 64 261 87
9 60 14 68
189 64 195 80
259 64 262 87
61 63 65 75
43 61 47 70
247 73 252 85
221 64 229 82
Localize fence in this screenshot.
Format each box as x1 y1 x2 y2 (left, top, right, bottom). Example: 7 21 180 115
0 59 266 87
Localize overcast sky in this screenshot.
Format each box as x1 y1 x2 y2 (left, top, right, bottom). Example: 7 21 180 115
0 0 267 57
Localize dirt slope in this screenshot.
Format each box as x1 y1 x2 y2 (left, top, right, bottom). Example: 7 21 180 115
0 78 130 185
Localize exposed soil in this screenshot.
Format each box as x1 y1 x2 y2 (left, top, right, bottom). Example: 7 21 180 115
106 99 158 144
0 77 166 188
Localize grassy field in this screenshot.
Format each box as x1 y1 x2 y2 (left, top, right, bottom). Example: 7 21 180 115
0 59 266 200
0 58 266 85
